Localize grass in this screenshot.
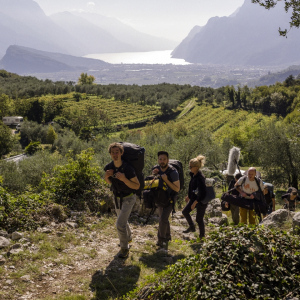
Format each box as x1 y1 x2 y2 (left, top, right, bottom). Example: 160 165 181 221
1 204 299 300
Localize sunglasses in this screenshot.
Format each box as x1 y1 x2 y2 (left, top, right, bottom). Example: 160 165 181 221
291 192 297 195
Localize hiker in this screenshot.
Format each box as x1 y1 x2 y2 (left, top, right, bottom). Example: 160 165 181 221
282 187 299 211
228 173 243 225
152 151 180 250
104 142 140 258
182 155 208 238
263 184 275 215
235 167 264 225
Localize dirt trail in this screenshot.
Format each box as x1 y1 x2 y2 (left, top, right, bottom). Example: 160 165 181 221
0 212 199 300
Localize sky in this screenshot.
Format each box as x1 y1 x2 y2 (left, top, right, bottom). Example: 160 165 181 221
34 0 245 41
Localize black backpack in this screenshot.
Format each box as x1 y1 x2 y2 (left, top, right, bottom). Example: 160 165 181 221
168 159 184 190
152 159 184 190
119 142 145 196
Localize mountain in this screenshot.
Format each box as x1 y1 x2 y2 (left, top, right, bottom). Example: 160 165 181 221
250 66 300 86
0 0 76 57
0 45 109 74
49 12 136 54
172 0 300 67
70 11 178 52
0 0 176 59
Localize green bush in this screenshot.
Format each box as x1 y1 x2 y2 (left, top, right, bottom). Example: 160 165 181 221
128 226 300 300
40 148 112 211
0 184 52 231
25 141 42 155
0 151 66 193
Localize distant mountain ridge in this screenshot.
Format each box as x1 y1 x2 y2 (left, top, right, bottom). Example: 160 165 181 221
172 0 300 67
0 45 109 74
0 0 176 58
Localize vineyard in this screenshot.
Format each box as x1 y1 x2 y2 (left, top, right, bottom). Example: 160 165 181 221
60 95 162 125
38 94 279 137
171 101 275 140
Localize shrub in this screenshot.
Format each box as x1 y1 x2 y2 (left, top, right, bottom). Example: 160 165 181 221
128 226 300 300
25 141 42 155
0 184 52 231
40 148 112 211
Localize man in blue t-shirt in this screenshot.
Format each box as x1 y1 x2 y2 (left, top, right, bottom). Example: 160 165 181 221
152 151 180 250
104 142 140 258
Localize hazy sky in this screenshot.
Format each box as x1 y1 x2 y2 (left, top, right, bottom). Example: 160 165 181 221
35 0 245 41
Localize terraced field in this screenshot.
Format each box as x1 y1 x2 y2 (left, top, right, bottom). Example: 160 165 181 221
47 94 276 135
173 101 272 138
61 95 162 125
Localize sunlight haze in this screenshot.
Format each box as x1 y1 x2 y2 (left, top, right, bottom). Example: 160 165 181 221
35 0 245 41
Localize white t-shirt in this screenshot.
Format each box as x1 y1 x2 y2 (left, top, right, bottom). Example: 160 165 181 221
236 176 264 199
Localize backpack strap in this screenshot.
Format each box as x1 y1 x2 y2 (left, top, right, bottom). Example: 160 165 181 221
254 177 263 193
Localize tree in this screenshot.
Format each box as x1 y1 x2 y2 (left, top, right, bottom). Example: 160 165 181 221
248 121 299 189
226 86 235 108
77 73 95 85
0 94 14 118
46 125 58 145
0 123 14 157
252 0 300 36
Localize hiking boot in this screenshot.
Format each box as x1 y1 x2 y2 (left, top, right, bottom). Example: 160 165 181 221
118 238 132 247
118 248 129 258
183 226 196 233
156 241 163 247
157 241 168 251
162 241 168 250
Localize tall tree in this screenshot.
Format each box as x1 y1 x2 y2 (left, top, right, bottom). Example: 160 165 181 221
249 121 299 189
46 125 58 145
0 123 14 157
77 73 95 85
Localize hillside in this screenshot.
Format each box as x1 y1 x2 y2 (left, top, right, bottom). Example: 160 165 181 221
0 0 175 58
172 0 300 67
0 45 109 74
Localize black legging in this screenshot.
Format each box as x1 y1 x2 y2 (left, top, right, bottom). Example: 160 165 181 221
182 200 208 238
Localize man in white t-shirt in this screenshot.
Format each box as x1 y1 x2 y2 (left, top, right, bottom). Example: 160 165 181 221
235 167 264 225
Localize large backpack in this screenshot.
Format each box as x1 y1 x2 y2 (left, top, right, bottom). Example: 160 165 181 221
119 142 145 196
202 178 216 204
168 159 184 190
152 159 184 190
143 163 180 213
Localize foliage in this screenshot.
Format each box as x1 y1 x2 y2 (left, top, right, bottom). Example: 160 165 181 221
248 120 300 189
127 226 300 300
46 125 57 145
25 141 42 155
0 151 66 193
0 70 74 99
19 120 50 147
0 123 15 156
0 93 14 118
77 73 95 85
252 0 300 36
0 181 53 231
40 148 112 211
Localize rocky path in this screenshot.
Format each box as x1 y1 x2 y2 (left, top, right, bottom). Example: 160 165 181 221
0 211 200 300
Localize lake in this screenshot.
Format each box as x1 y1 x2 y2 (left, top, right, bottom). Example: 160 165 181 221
84 50 190 65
